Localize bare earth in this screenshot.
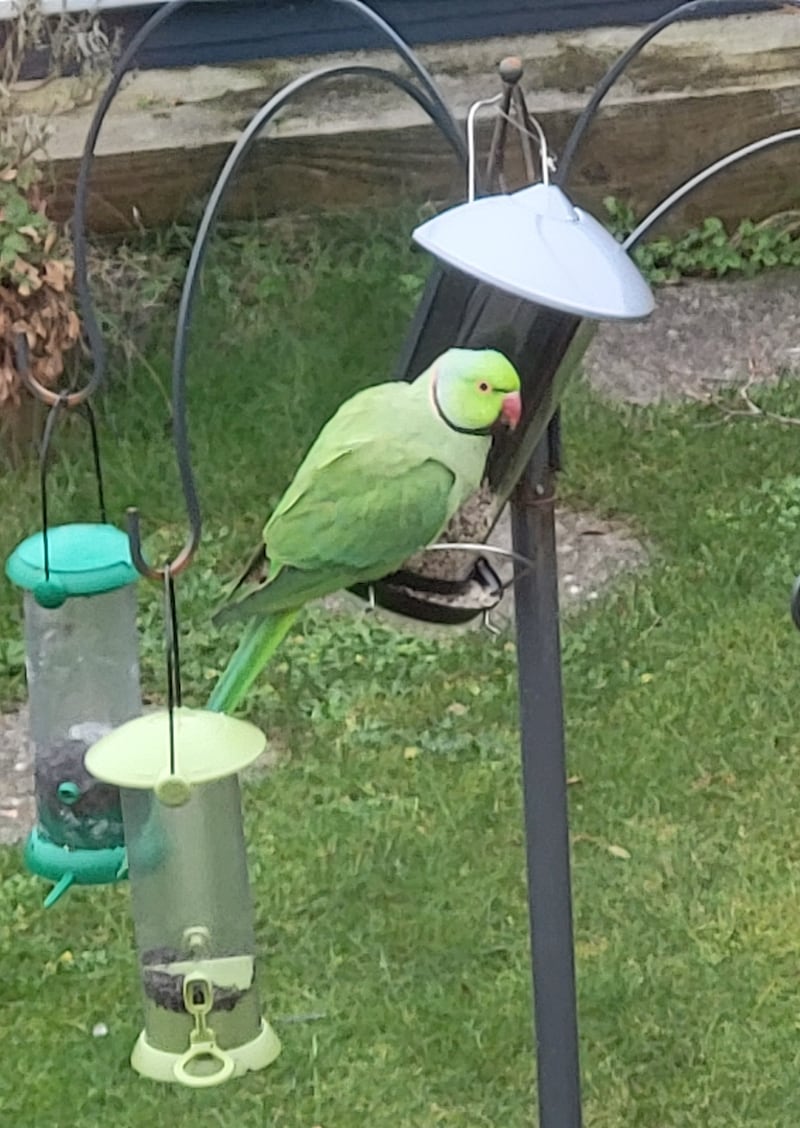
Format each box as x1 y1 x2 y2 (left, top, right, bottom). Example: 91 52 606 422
0 707 33 846
1 272 797 845
585 269 800 404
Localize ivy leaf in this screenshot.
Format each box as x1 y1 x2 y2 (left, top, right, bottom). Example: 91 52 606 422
1 232 29 265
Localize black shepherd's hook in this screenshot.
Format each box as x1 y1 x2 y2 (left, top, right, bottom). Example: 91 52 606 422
69 0 463 587
556 0 800 185
15 335 107 579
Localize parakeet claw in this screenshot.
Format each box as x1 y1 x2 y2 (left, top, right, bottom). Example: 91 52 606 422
366 584 377 612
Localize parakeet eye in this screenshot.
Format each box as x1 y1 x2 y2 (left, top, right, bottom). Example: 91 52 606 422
478 381 490 392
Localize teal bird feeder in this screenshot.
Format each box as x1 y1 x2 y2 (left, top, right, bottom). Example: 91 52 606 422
5 522 141 906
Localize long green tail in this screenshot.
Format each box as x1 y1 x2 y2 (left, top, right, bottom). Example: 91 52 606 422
207 610 299 714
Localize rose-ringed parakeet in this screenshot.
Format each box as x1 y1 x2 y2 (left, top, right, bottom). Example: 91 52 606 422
207 347 521 713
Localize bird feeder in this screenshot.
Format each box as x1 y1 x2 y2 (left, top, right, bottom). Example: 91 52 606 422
86 707 280 1086
4 522 140 906
362 69 655 624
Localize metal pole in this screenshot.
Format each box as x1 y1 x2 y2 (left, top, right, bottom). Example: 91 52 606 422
510 419 582 1127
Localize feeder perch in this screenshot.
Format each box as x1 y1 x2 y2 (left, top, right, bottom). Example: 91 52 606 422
86 707 281 1087
4 522 141 906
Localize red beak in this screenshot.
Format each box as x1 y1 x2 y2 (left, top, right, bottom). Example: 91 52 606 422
500 390 522 430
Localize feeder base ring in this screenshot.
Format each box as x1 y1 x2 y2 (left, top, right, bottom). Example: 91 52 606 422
130 1018 281 1087
24 826 127 907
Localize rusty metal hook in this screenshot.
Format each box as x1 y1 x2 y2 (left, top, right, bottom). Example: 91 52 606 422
124 298 202 582
15 334 108 575
14 330 101 409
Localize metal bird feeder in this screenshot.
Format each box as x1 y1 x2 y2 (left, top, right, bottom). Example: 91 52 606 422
4 347 140 906
6 525 139 905
86 709 280 1086
77 569 280 1087
362 60 654 625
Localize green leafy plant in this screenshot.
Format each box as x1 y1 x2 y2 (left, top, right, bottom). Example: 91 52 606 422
0 149 81 429
604 197 800 284
0 0 120 463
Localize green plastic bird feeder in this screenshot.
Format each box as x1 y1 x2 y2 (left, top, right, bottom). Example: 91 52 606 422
86 707 280 1087
5 523 141 906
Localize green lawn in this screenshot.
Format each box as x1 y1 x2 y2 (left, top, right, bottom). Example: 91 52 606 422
2 212 800 1127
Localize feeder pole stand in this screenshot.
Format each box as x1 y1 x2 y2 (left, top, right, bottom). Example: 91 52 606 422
511 417 582 1128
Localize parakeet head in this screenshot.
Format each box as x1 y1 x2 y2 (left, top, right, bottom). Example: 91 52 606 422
429 348 522 434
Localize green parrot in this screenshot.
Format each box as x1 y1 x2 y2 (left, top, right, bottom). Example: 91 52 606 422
207 347 522 713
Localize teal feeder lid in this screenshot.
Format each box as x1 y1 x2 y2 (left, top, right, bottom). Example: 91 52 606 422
5 523 139 608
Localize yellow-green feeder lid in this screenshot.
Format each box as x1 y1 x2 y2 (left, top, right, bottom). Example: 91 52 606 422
85 707 265 805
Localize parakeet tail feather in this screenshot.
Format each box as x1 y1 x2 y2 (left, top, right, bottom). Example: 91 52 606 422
207 610 299 714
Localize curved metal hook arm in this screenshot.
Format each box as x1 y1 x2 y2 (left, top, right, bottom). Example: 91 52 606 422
556 0 798 187
67 0 463 581
67 0 461 416
623 128 800 251
11 332 69 410
67 0 195 410
334 0 464 154
610 129 800 632
125 61 467 581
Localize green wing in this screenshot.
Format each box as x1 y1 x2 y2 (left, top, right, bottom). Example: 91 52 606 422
214 440 456 623
213 378 489 625
269 439 455 569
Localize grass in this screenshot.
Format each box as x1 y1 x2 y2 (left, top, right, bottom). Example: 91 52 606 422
2 209 800 1127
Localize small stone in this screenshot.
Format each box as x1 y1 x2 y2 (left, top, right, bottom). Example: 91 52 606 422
92 1022 109 1038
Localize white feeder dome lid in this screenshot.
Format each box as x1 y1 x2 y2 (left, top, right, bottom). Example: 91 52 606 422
412 182 655 322
85 707 266 805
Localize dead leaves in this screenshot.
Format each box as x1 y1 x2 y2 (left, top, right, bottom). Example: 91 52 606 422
0 166 79 416
42 257 71 293
0 266 79 406
573 832 632 862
